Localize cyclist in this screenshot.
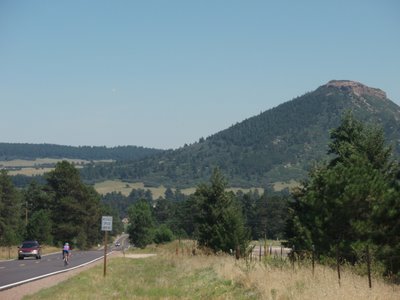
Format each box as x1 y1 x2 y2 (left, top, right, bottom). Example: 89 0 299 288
62 242 71 265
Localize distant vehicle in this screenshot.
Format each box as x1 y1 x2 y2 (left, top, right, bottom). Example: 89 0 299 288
18 240 42 260
115 242 121 247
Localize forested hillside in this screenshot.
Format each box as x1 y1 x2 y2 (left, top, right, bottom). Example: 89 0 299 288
0 143 163 161
80 80 400 187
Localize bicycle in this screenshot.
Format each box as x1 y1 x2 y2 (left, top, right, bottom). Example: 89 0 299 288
63 251 70 266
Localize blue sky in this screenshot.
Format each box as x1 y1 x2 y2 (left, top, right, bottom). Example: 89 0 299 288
1 1 399 149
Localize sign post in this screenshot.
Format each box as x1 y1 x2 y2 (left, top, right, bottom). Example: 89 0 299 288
101 216 113 277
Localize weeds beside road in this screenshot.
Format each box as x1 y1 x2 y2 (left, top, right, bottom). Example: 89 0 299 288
21 242 400 300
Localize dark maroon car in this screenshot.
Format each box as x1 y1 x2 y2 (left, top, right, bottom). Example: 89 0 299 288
18 240 42 260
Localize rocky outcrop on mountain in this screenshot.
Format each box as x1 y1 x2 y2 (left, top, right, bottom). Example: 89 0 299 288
323 80 387 99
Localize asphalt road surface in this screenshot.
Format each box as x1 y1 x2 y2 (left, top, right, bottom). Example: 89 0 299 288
0 235 130 290
0 249 111 290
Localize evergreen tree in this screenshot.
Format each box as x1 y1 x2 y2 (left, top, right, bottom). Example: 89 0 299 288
195 168 249 254
127 199 155 248
0 170 23 246
254 193 268 239
171 196 199 237
237 190 259 240
154 224 175 244
24 180 52 213
45 161 101 248
265 195 288 240
287 114 400 276
26 209 53 244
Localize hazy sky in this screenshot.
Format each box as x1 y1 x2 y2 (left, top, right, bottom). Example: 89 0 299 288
1 1 399 149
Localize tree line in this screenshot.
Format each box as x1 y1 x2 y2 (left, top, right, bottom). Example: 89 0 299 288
124 168 289 254
101 175 289 251
0 143 162 161
0 161 122 250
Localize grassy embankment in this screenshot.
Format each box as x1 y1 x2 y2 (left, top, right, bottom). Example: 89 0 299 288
23 241 399 300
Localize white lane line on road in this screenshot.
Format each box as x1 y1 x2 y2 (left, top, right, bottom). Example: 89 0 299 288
0 251 114 291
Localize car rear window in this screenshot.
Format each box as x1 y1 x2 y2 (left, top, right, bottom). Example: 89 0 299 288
22 242 38 248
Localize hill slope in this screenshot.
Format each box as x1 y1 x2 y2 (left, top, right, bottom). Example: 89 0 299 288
76 81 400 187
0 143 163 161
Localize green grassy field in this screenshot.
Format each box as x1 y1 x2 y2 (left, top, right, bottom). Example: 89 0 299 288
24 251 257 299
22 242 400 300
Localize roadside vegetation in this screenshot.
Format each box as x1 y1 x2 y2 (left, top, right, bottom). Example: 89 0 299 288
23 243 399 300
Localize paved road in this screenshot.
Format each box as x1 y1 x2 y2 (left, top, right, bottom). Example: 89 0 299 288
0 249 111 290
0 235 130 290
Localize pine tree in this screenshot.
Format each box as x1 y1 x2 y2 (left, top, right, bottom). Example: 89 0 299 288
0 170 23 246
45 161 101 248
287 113 400 275
127 199 155 248
195 168 249 254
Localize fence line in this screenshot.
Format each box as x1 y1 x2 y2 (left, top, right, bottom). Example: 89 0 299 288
245 243 400 288
172 240 399 288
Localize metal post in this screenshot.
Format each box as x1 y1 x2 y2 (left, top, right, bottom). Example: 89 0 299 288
264 238 267 257
103 231 108 277
336 245 341 286
312 245 315 276
366 245 372 289
292 245 295 271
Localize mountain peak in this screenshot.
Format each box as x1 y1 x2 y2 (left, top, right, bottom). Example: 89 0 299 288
322 80 387 99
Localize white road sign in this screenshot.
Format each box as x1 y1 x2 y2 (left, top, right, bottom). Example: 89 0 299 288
101 216 113 231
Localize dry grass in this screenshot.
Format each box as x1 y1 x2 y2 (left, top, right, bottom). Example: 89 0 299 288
0 158 88 168
0 158 113 176
94 180 264 198
151 241 399 300
19 241 400 300
272 180 300 192
94 180 146 196
93 180 172 198
214 259 399 300
7 167 55 176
